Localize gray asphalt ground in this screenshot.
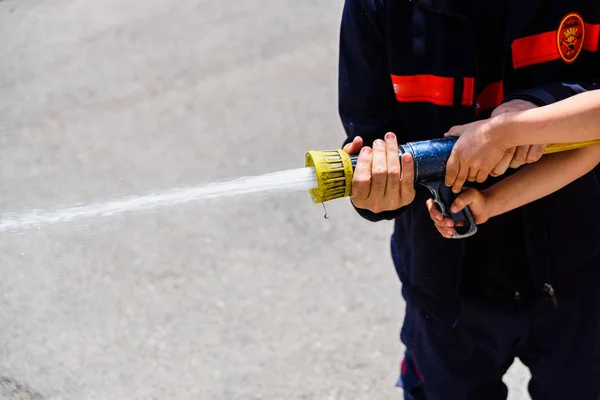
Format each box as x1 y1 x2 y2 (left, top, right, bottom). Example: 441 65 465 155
0 0 532 399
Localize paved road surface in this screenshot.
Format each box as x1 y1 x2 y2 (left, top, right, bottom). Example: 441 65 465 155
0 0 531 398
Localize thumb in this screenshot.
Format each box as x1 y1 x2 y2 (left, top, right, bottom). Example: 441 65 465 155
450 188 477 214
343 136 364 154
444 125 464 138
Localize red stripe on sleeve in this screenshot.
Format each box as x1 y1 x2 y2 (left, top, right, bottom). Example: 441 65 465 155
511 31 560 69
390 74 455 106
512 21 599 69
584 23 600 52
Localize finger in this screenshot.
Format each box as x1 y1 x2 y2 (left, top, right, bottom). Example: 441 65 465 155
510 145 529 169
433 217 454 229
444 125 464 137
436 216 455 228
441 227 456 239
492 103 520 117
426 198 444 222
491 100 537 117
476 168 491 183
400 153 415 202
342 136 364 154
507 100 537 112
526 144 545 163
384 132 401 198
444 150 460 188
428 211 455 238
369 139 387 200
450 189 475 214
452 161 469 194
426 199 455 229
491 147 515 177
433 224 448 238
467 167 478 182
491 106 510 118
350 146 372 201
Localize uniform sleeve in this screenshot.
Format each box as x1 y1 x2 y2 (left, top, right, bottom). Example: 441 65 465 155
502 79 600 106
338 0 407 222
339 0 400 147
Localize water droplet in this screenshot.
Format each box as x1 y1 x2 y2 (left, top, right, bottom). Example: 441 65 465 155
322 203 329 219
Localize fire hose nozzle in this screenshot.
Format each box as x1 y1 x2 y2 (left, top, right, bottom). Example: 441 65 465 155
305 137 600 239
305 138 600 205
304 149 354 203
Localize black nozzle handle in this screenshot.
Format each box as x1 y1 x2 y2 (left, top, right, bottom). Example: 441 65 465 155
423 181 477 239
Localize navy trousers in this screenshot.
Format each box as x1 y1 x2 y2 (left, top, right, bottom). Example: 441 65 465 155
396 261 600 400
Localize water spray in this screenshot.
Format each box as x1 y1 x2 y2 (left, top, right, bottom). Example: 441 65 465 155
305 137 600 239
0 137 597 234
0 168 318 232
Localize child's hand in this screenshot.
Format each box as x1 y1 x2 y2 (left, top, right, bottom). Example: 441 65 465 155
443 99 544 194
450 188 493 225
426 188 494 239
425 199 457 239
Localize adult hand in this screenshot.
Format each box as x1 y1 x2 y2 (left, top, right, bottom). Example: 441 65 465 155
443 99 543 193
443 117 508 193
343 133 416 213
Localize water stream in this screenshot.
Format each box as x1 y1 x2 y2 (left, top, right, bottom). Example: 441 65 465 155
0 167 318 232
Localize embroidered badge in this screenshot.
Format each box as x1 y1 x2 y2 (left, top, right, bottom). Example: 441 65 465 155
558 13 585 64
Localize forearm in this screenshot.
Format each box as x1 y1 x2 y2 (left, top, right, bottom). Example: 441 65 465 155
484 145 600 218
499 90 600 146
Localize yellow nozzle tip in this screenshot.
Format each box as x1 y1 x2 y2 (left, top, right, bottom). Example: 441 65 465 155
305 149 353 203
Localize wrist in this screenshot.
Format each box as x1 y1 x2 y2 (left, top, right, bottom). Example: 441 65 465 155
481 186 505 220
489 112 521 149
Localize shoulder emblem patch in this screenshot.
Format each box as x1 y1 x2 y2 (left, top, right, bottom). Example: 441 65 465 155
558 13 585 64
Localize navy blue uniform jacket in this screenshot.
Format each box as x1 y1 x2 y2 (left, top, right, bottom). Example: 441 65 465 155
339 0 600 324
